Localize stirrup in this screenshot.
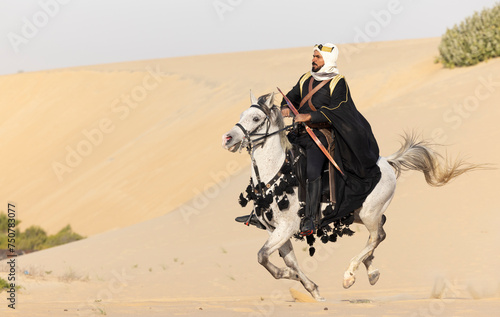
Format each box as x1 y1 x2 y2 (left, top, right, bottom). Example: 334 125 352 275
235 215 266 230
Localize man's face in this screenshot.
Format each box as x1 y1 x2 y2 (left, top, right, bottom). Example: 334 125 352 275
312 51 324 72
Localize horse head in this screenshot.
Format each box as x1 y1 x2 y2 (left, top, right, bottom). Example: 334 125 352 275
222 91 279 152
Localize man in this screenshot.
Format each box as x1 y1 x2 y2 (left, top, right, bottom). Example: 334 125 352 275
282 43 381 236
236 43 381 236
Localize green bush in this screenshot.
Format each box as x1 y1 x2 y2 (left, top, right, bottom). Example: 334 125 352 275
17 226 48 250
0 277 9 292
0 213 84 251
43 225 84 248
438 3 500 68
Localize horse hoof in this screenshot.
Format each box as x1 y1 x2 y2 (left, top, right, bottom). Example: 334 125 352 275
315 296 326 302
368 269 380 285
343 275 356 289
310 289 325 302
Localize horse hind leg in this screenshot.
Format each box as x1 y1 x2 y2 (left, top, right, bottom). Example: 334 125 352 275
363 215 387 285
278 240 324 301
343 214 387 289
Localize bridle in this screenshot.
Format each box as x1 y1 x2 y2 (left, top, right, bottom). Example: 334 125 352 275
234 104 293 151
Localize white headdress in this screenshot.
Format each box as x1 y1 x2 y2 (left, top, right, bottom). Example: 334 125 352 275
311 43 340 81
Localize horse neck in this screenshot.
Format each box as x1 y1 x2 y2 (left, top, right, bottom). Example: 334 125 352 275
251 131 286 184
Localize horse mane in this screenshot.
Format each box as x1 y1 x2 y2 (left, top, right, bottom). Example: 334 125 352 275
257 93 292 152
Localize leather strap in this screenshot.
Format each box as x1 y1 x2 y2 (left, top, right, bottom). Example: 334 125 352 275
298 77 332 111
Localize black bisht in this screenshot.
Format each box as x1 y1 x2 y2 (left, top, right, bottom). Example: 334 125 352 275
317 78 381 228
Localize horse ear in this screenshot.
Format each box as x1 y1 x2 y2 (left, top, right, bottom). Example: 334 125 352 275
250 90 258 105
265 92 275 108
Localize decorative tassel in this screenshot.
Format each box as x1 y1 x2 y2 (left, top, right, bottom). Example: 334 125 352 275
274 181 285 196
309 246 316 257
323 204 333 216
306 235 315 246
238 193 248 207
328 234 337 242
320 235 329 244
342 227 355 236
264 195 273 205
265 210 273 221
281 163 292 174
245 185 256 201
343 215 354 226
277 195 289 211
297 206 305 218
285 184 294 194
288 174 298 187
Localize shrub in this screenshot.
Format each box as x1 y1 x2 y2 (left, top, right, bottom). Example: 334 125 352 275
0 212 85 251
0 277 9 292
43 225 84 248
17 226 48 250
438 3 500 68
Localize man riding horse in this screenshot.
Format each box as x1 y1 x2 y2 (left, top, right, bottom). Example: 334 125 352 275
237 43 381 236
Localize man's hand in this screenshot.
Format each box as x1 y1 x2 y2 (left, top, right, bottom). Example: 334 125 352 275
294 113 312 123
281 108 291 117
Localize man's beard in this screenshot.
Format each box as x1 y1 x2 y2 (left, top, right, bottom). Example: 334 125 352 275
312 63 321 72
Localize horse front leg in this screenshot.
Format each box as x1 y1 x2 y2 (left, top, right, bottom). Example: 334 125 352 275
278 240 324 301
257 227 295 279
257 225 323 301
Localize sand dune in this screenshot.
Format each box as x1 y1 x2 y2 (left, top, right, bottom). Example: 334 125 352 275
1 37 500 315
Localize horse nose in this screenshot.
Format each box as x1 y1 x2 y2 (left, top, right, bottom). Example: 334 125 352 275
222 133 233 148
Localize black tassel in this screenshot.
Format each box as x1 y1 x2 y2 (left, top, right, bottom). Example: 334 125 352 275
281 163 292 174
274 182 285 196
277 195 289 211
288 174 298 187
265 210 273 221
343 215 354 226
323 204 333 216
328 234 337 242
342 227 355 236
309 247 316 257
285 184 294 194
321 235 329 244
306 235 315 246
264 195 273 205
238 193 248 207
297 206 305 217
246 185 257 201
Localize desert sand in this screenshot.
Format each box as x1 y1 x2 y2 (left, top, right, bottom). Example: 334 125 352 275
0 37 499 316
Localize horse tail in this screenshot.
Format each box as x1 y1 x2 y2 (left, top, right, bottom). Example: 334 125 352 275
385 132 484 187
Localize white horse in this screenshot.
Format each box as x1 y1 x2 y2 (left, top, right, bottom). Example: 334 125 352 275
221 92 478 301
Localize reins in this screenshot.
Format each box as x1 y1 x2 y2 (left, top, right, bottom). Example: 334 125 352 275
234 104 294 149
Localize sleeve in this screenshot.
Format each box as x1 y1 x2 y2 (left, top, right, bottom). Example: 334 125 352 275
314 78 348 123
280 77 303 110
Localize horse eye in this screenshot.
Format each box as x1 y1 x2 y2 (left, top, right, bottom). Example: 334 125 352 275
253 117 260 122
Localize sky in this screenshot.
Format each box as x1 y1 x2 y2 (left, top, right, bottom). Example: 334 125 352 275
0 0 498 75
